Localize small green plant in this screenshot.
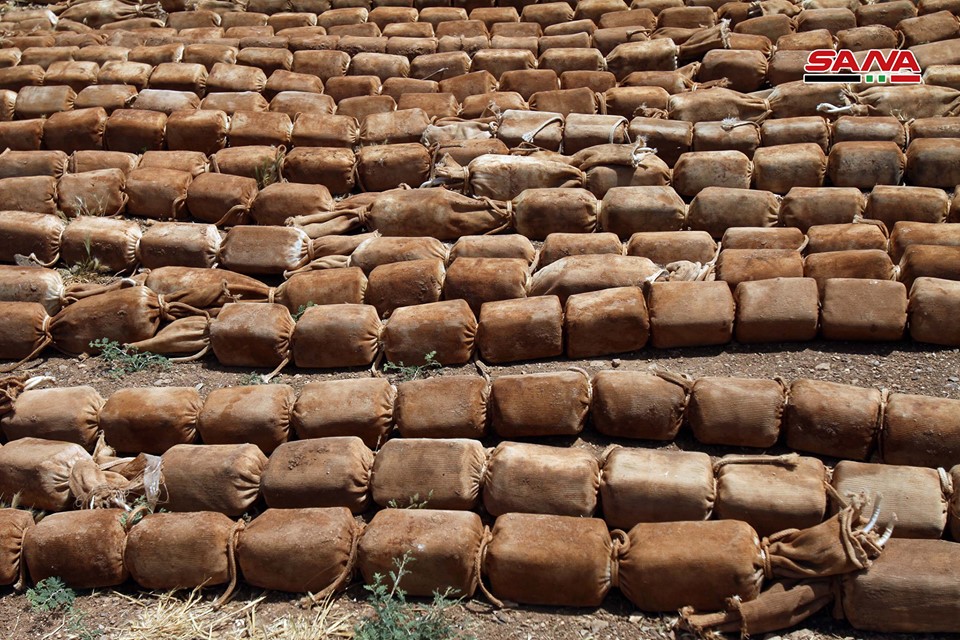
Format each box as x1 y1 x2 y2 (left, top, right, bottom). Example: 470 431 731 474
354 553 470 640
292 302 316 322
90 339 171 379
387 491 433 510
383 351 443 382
239 372 269 385
118 496 166 529
27 577 76 613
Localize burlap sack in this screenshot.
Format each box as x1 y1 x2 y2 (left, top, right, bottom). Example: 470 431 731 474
104 108 166 153
382 299 476 366
359 509 484 598
528 255 661 303
125 512 238 592
274 268 367 312
821 278 907 341
627 117 692 167
784 379 881 460
909 277 960 346
862 186 949 231
239 507 359 596
292 379 394 449
0 438 89 511
857 0 916 27
290 114 358 148
619 520 764 612
443 257 528 315
366 259 444 317
448 236 536 264
648 281 736 348
803 250 896 292
890 221 960 262
15 86 77 120
0 266 65 317
827 141 905 189
539 232 623 269
57 169 126 218
23 510 127 588
564 287 648 357
393 376 488 439
198 385 293 454
734 277 819 343
161 443 266 515
882 393 960 468
909 116 960 140
132 89 201 115
832 460 948 539
626 230 716 265
576 145 672 197
250 183 335 228
140 267 269 314
831 116 906 148
485 513 614 607
0 151 69 181
124 168 193 220
489 370 590 438
688 377 786 448
721 227 805 251
691 121 761 158
0 302 52 366
0 211 64 268
0 176 57 215
1 386 101 449
212 145 283 181
261 437 373 512
165 109 229 155
601 447 714 528
99 386 200 455
590 369 688 439
371 438 485 510
361 188 511 240
606 38 678 79
291 304 382 370
838 539 960 633
714 455 827 537
751 143 826 194
673 150 753 196
900 244 960 290
806 222 889 254
475 295 562 363
219 226 313 275
0 120 45 153
779 187 865 232
760 116 830 153
98 61 152 91
210 302 292 370
511 188 598 239
61 216 140 273
0 509 33 588
716 249 804 290
70 150 139 175
666 87 769 124
434 155 584 202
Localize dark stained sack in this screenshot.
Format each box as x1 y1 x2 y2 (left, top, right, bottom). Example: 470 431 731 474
0 151 69 179
210 302 293 370
99 387 200 455
1 386 102 449
692 120 761 158
899 244 960 291
618 520 763 612
527 255 661 304
626 231 717 265
714 455 828 537
239 507 360 595
394 376 489 439
806 222 889 254
371 438 485 510
779 187 866 232
831 461 948 539
139 267 269 314
166 109 229 155
721 227 805 251
292 304 382 370
821 278 907 341
510 188 597 240
751 143 826 194
61 216 141 274
0 176 58 215
827 141 905 188
803 250 896 293
687 187 779 239
600 186 686 237
672 150 752 196
23 510 127 588
665 87 768 124
735 278 820 343
43 107 108 153
477 296 563 364
909 277 960 346
382 300 477 366
0 266 65 315
260 437 373 512
0 438 89 511
648 281 736 348
688 377 786 448
361 189 511 240
905 138 960 188
356 144 431 193
590 370 690 440
489 370 591 438
0 302 51 364
250 182 335 227
0 509 33 588
359 509 485 599
434 155 585 203
349 236 448 273
291 379 395 449
125 512 239 592
219 226 313 276
890 221 960 262
715 249 804 291
198 385 294 454
784 379 881 461
882 393 960 468
760 116 830 153
366 259 444 318
601 447 714 529
565 287 650 358
485 513 615 607
448 236 536 265
539 233 623 269
864 185 948 229
160 443 266 516
281 147 355 194
443 257 529 316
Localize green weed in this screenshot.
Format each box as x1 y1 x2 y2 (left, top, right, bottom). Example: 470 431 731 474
27 577 76 613
89 339 171 379
383 351 443 382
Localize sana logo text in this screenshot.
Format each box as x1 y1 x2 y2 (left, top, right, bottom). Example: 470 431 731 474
803 49 922 84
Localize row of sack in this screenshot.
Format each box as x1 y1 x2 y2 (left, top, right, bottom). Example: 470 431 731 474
0 421 956 540
3 367 958 463
2 504 943 635
3 269 960 370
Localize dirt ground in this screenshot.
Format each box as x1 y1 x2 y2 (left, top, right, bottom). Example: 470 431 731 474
4 340 960 640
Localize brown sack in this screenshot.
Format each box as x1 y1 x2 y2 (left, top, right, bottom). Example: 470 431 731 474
673 150 752 196
489 370 591 438
239 507 359 596
0 509 33 588
735 278 820 343
371 438 485 510
576 145 672 198
666 87 768 124
219 226 312 275
906 138 960 188
779 187 865 232
751 143 826 194
366 259 444 318
803 250 896 293
1 386 102 449
0 302 52 364
125 512 238 591
166 109 229 155
864 186 948 229
821 278 907 341
601 447 714 528
909 277 960 346
648 281 736 348
161 443 266 516
274 268 367 311
899 244 960 291
261 437 373 512
43 108 108 153
104 108 166 153
291 379 394 449
838 539 960 633
565 286 649 358
0 151 68 180
626 230 717 265
882 393 960 468
124 168 193 221
687 188 780 240
350 236 448 273
251 182 335 227
0 211 64 272
198 385 293 454
0 438 89 511
618 520 763 612
513 188 598 239
0 176 57 216
186 173 259 227
448 236 536 264
61 216 140 273
23 510 127 588
359 509 484 598
436 155 584 202
0 266 64 315
210 302 293 370
628 117 692 167
443 258 528 316
831 461 948 539
715 455 827 537
784 379 881 460
99 387 200 455
356 143 431 193
827 141 905 188
760 116 830 153
362 188 511 240
715 249 804 290
806 222 889 254
485 513 614 607
590 370 689 440
291 304 382 370
382 299 476 366
140 267 269 313
689 377 786 448
721 227 805 251
890 221 960 262
394 376 488 439
692 121 761 158
138 222 221 270
58 169 126 218
527 255 660 304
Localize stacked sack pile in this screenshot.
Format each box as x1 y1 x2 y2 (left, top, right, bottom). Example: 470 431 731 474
2 0 960 634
